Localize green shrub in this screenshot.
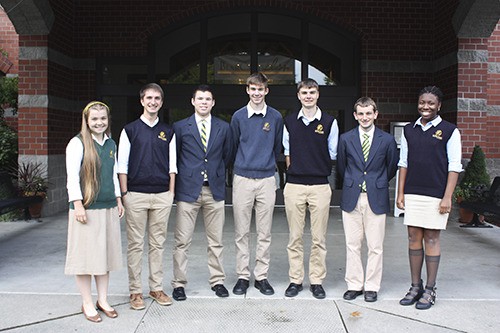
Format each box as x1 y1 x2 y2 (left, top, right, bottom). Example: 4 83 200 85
0 120 17 172
0 76 18 116
454 145 491 202
0 174 22 221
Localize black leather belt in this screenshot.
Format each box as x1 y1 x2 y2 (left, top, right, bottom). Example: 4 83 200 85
203 181 209 186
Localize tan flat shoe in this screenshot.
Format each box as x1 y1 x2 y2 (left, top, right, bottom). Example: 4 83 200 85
96 301 118 318
81 306 102 323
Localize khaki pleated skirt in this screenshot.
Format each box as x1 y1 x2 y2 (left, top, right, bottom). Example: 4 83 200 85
403 194 449 230
65 207 122 275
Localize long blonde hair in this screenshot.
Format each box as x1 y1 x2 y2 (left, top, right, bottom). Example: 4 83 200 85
80 101 111 207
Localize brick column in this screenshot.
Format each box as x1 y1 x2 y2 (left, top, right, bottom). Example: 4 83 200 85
456 38 489 157
17 36 52 214
486 22 500 176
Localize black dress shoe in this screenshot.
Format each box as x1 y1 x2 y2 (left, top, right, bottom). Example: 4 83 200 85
172 287 186 301
399 280 424 306
211 284 229 297
310 284 326 299
343 290 363 300
232 279 250 295
415 287 436 310
254 279 275 295
364 291 377 302
285 283 303 297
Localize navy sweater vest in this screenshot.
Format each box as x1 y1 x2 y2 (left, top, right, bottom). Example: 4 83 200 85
404 120 456 198
124 119 173 193
284 112 335 185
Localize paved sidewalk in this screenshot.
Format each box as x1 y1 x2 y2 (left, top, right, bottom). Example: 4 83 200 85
0 206 499 332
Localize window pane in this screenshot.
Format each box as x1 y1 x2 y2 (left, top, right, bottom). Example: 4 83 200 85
159 42 201 84
155 22 201 84
208 39 251 84
294 61 337 86
212 53 251 84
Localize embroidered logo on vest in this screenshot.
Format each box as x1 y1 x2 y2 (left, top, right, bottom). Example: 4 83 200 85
432 129 443 140
315 124 324 134
158 131 167 141
262 122 271 132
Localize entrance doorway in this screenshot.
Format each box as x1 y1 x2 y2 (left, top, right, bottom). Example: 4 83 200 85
97 9 360 201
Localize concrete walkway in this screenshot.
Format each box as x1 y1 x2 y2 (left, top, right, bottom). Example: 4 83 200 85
0 206 499 332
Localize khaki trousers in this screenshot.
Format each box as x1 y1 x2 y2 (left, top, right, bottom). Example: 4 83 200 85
342 193 386 292
232 174 276 280
284 183 331 285
172 186 225 288
123 190 173 294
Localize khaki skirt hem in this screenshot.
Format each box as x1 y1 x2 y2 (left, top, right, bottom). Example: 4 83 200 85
65 207 123 275
403 194 448 230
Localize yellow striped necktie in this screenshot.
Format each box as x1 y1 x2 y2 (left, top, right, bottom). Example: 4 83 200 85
361 133 370 192
201 120 207 152
362 133 370 162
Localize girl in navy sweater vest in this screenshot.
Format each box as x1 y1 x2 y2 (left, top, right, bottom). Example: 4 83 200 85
396 86 462 310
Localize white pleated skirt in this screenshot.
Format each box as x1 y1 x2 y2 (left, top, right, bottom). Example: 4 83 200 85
65 207 123 275
403 194 449 230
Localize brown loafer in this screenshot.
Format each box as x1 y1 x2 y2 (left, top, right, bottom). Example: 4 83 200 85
82 306 102 323
96 301 118 318
149 290 173 306
130 293 146 310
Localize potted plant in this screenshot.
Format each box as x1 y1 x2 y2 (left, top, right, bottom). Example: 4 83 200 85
9 161 49 218
453 145 490 222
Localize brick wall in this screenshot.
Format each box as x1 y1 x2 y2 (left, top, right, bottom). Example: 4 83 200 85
17 36 49 157
1 7 20 129
456 38 489 156
487 22 500 162
0 8 19 74
435 0 460 58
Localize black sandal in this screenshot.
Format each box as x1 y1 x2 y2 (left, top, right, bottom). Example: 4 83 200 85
399 280 424 306
415 287 436 310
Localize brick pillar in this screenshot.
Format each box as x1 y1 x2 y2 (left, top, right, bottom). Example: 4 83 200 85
486 22 500 176
17 35 52 215
0 8 19 74
456 38 489 158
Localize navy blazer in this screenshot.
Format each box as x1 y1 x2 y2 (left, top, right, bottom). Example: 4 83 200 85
337 127 398 214
173 114 232 202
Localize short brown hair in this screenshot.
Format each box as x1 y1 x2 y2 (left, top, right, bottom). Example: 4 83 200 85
140 83 164 100
353 96 378 113
246 72 269 88
297 78 319 92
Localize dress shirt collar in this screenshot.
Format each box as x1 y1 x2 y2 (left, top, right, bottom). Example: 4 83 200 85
195 113 212 125
298 107 322 121
140 114 159 127
247 103 267 118
91 133 110 146
358 126 375 139
414 115 442 129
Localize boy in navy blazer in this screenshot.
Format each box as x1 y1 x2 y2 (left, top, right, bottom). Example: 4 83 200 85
171 85 232 300
337 97 398 302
